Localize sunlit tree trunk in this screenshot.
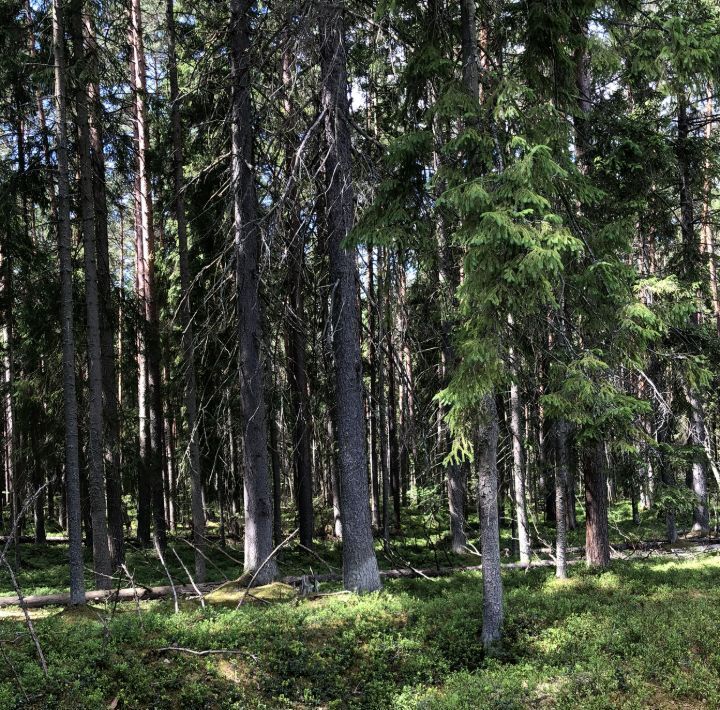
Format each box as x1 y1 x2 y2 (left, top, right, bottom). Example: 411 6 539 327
319 0 381 592
130 0 167 549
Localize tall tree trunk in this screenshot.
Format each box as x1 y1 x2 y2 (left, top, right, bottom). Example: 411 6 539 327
167 0 206 581
701 85 720 336
229 0 277 584
584 441 610 567
70 0 113 590
52 0 85 604
367 247 381 528
133 161 151 545
319 0 381 592
385 260 401 532
282 41 314 549
82 5 124 569
130 0 166 550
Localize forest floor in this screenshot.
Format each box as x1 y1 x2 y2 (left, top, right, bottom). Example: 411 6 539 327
0 501 717 708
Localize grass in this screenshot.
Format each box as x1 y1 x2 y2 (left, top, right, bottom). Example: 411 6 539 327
0 500 716 708
0 553 718 708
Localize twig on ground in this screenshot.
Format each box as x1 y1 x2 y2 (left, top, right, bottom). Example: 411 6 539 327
120 563 144 628
157 646 258 660
171 547 205 608
3 561 47 677
154 538 179 614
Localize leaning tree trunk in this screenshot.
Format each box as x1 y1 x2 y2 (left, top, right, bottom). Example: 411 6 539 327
319 0 381 592
52 0 85 604
229 0 277 585
70 0 113 590
167 0 206 581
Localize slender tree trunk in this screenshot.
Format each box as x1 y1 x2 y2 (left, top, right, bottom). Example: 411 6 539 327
701 85 720 336
319 0 380 592
133 161 151 545
52 0 85 604
167 0 206 580
130 0 166 549
70 0 113 590
554 420 569 578
229 0 277 585
478 394 503 646
685 383 710 534
82 6 124 569
268 409 283 547
508 329 530 565
385 261 401 532
367 247 381 528
281 42 314 549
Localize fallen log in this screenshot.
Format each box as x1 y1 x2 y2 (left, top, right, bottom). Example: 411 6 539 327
0 583 221 609
0 543 718 609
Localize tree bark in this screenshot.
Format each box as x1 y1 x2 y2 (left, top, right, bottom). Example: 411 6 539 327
508 330 530 565
554 420 569 578
52 0 86 604
281 41 314 549
70 0 113 590
167 0 206 581
367 247 381 529
684 383 710 534
319 0 381 592
478 395 503 646
584 441 610 567
130 0 167 550
229 0 277 585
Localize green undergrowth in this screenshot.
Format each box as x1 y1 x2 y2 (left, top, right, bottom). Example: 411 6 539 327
0 496 705 599
0 553 717 708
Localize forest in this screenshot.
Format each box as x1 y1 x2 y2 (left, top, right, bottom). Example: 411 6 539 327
0 0 719 707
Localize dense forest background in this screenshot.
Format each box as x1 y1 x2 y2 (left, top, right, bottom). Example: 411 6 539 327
0 0 719 704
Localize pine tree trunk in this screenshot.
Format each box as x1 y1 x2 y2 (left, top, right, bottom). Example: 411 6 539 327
167 0 205 580
229 0 277 585
584 441 610 567
130 0 166 549
52 0 85 604
319 0 380 592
